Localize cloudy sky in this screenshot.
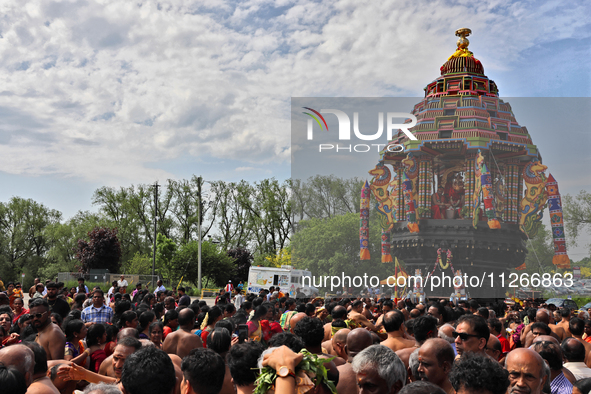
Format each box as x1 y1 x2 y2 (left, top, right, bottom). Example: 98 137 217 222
0 0 590 254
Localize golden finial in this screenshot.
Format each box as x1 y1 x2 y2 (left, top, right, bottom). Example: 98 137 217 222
455 28 471 50
447 28 475 61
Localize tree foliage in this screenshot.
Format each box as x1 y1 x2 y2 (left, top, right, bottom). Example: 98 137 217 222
227 246 253 284
291 212 390 289
563 190 591 253
76 227 122 273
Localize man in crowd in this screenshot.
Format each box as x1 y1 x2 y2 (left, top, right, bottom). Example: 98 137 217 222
532 339 573 394
417 338 455 394
163 307 203 359
154 280 166 295
178 287 191 307
454 314 489 358
77 278 89 294
0 344 35 387
227 342 263 394
117 275 128 293
29 278 41 298
449 353 510 394
81 289 113 325
22 341 59 394
29 298 65 360
120 346 176 394
505 348 547 394
181 348 227 394
381 310 416 352
562 337 591 380
45 282 70 319
352 344 406 394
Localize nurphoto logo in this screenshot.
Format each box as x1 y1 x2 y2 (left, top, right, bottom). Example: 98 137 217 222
302 107 416 153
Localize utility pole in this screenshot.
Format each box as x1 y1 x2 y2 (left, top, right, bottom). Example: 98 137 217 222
152 182 159 280
197 176 202 291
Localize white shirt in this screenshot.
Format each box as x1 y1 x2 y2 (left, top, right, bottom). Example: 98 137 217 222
563 362 591 380
107 286 115 298
234 293 244 309
117 279 128 288
154 285 166 294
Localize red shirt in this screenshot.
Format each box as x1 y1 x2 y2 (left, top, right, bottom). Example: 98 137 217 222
498 334 510 354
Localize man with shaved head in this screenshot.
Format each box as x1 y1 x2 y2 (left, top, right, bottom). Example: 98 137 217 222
332 328 350 361
346 327 373 362
288 312 307 335
522 309 566 344
162 307 203 359
324 305 347 340
0 344 35 386
562 337 591 380
505 348 547 394
484 334 502 362
381 310 415 352
417 338 454 394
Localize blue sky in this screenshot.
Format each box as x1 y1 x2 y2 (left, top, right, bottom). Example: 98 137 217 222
0 0 589 254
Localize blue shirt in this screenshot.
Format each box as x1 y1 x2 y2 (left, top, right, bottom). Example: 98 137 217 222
550 371 572 394
81 304 113 324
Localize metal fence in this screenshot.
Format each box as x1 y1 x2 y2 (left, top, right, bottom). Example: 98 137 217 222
57 272 160 289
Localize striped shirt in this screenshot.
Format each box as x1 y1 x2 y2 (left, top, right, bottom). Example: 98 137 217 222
81 304 113 324
550 371 572 394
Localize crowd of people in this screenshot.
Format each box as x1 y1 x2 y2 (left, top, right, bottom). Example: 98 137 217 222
3 278 591 394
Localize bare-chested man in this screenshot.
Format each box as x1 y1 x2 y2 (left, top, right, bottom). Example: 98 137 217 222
381 310 415 352
98 328 140 378
568 317 591 367
324 305 347 341
30 277 41 298
163 307 203 359
336 328 373 394
0 344 35 386
348 300 378 332
557 308 573 337
30 298 66 360
396 316 438 368
22 341 60 394
417 338 455 394
522 309 566 343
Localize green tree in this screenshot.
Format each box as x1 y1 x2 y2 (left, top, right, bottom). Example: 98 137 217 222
156 233 177 280
122 252 153 275
520 223 554 275
0 197 61 280
173 241 235 288
291 212 390 290
563 190 591 253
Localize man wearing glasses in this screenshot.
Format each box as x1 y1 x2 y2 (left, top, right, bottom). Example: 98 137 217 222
81 289 113 326
29 298 65 360
453 314 489 358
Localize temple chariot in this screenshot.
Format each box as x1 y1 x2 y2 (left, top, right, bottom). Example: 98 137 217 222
362 29 569 299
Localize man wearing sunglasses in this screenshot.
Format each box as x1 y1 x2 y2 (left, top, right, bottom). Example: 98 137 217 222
29 298 65 361
453 315 489 358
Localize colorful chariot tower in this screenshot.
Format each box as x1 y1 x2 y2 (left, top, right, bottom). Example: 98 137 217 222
366 28 568 299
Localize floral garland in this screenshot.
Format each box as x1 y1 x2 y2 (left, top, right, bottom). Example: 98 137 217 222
426 249 455 283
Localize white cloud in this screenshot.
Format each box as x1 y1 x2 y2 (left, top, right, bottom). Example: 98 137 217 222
0 0 587 183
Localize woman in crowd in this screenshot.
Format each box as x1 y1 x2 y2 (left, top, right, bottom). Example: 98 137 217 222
64 319 89 365
86 323 107 373
162 310 178 340
200 306 223 347
149 321 164 348
138 310 156 340
11 298 27 325
247 305 268 342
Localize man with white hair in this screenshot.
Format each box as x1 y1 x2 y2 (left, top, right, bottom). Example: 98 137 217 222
438 323 457 356
351 344 406 394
